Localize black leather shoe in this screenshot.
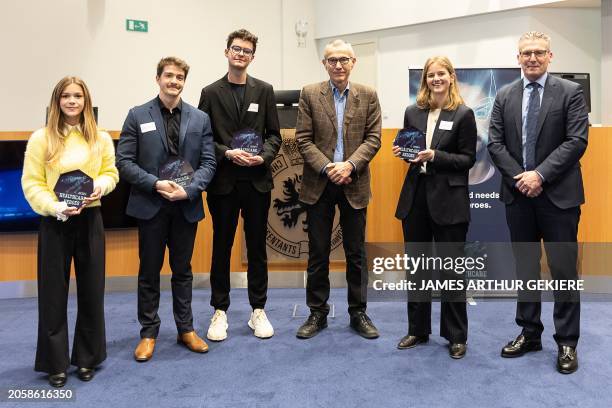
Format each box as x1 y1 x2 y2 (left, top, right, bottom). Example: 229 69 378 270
501 334 542 358
449 343 467 359
48 372 67 388
557 345 578 374
397 335 429 349
349 312 379 339
296 313 327 339
77 367 95 382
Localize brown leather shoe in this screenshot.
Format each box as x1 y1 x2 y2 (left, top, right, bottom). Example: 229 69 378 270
177 331 209 353
134 338 156 362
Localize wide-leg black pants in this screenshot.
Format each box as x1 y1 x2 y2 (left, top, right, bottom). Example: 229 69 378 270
401 176 468 343
35 207 106 374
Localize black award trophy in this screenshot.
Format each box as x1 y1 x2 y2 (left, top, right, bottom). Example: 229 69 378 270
159 156 194 188
393 127 426 161
230 128 263 155
53 170 94 208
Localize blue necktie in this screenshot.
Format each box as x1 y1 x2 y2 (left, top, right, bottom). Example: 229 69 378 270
334 92 346 163
524 82 541 171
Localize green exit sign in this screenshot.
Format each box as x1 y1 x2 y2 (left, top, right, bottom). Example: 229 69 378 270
126 19 148 33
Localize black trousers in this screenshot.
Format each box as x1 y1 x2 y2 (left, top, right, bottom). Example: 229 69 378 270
35 207 106 374
207 181 270 311
506 192 580 347
305 183 368 316
401 176 468 343
137 202 197 338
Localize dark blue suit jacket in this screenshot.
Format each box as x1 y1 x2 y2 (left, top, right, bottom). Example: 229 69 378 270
116 97 216 222
488 75 588 209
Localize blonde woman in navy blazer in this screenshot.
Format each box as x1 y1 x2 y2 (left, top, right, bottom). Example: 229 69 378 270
393 56 477 359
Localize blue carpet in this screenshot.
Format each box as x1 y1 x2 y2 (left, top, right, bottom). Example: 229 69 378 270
0 288 611 408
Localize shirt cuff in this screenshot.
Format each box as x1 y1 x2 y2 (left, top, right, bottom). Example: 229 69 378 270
94 178 108 196
53 201 69 222
320 162 332 176
535 170 545 182
152 178 159 193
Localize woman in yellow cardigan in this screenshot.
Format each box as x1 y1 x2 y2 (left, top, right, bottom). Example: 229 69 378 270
22 77 118 387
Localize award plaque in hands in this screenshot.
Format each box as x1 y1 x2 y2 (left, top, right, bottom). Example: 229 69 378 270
393 127 426 161
159 156 194 188
230 128 263 155
53 170 94 208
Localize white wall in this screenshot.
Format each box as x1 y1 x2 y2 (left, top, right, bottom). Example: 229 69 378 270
316 7 602 127
602 0 612 124
314 0 567 38
280 0 322 90
0 0 323 130
0 1 602 130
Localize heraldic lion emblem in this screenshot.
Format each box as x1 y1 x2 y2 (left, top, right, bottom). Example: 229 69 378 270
272 174 307 231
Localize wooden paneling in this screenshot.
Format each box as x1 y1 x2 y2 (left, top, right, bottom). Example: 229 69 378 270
0 233 38 280
1 128 610 281
366 129 406 243
0 131 31 140
576 127 612 277
577 127 612 243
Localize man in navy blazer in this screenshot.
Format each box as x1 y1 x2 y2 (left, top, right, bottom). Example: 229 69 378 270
117 57 216 362
488 32 588 374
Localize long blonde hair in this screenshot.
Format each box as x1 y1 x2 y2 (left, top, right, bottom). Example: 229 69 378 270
45 76 99 164
416 56 464 111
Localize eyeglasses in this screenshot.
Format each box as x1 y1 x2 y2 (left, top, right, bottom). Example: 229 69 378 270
326 57 353 66
520 49 549 59
229 45 254 57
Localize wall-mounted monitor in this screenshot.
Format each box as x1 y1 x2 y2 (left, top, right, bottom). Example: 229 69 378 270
275 90 300 129
549 73 591 113
0 139 136 233
0 141 40 232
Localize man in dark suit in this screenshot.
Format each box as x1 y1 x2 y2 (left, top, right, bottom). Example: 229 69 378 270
198 29 281 341
488 32 588 374
117 57 216 361
295 39 381 339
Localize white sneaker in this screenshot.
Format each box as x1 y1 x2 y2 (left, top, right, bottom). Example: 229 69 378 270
206 310 228 341
248 308 274 339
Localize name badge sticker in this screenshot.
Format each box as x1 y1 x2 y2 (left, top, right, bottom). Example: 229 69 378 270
439 120 453 131
140 122 156 133
248 103 259 113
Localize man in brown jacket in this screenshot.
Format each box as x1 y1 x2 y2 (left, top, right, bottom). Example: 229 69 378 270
295 39 382 339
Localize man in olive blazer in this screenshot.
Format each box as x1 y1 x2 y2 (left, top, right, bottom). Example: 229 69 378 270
297 83 381 209
295 39 381 339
